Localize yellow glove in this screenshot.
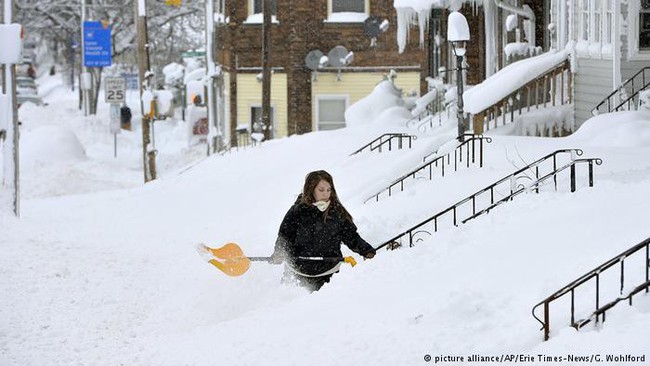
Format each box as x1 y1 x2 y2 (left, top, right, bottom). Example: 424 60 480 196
343 256 357 267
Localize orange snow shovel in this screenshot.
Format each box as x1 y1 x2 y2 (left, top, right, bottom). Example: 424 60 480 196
196 242 357 277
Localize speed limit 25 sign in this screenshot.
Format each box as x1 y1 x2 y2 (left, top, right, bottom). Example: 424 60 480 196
104 77 126 103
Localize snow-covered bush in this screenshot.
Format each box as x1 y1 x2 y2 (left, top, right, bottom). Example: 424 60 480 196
344 80 407 128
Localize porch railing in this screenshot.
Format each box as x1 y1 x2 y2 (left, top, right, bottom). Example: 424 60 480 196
375 149 601 250
364 134 491 203
470 59 572 136
592 67 650 115
350 133 417 155
532 237 650 341
405 94 445 129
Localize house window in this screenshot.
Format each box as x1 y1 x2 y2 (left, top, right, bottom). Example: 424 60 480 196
579 0 616 43
604 0 614 44
250 106 275 138
332 0 365 13
327 0 368 22
251 0 277 15
580 0 590 41
594 1 602 43
641 0 650 49
317 97 347 131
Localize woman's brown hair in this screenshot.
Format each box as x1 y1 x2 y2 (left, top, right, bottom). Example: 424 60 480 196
300 170 353 222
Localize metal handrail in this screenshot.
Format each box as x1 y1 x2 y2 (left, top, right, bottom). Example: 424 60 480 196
592 67 650 115
532 237 650 341
350 133 417 155
405 97 444 128
217 139 259 155
416 101 453 134
375 149 601 250
364 134 492 203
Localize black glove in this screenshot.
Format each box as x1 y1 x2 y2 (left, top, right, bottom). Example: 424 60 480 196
364 251 375 259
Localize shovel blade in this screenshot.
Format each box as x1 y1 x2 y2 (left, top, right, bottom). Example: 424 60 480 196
206 243 251 276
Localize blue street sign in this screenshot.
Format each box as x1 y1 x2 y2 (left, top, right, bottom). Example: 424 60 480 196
83 21 112 67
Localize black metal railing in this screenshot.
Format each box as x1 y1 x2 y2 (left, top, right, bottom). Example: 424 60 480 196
217 140 259 156
532 237 650 341
415 102 453 134
405 98 442 129
364 134 491 203
592 67 650 115
375 149 601 250
350 133 417 155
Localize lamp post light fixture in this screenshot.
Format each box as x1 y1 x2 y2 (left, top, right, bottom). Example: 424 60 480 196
447 11 470 142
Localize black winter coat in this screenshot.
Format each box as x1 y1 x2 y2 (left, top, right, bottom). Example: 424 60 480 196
274 202 376 276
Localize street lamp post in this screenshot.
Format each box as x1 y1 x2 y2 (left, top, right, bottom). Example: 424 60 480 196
447 11 470 142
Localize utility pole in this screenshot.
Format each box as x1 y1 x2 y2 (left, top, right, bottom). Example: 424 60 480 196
261 0 272 141
80 0 89 116
1 0 19 217
134 0 156 182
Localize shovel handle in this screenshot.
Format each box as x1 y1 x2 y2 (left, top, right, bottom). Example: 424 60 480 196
248 256 273 262
247 256 344 262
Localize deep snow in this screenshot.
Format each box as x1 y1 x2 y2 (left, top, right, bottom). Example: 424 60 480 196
1 73 650 366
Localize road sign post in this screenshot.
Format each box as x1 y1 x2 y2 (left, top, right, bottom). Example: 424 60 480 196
83 21 112 68
104 77 126 104
0 18 23 217
105 77 125 158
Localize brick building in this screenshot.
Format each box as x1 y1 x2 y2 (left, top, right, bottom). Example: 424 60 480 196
211 1 550 145
214 0 438 145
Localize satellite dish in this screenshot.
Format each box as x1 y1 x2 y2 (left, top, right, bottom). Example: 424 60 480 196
328 46 349 68
364 16 382 38
305 50 325 71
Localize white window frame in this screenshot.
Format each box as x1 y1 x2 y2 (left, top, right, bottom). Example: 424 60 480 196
245 0 279 24
628 0 650 60
315 95 348 131
604 0 614 44
577 0 615 58
249 104 276 138
325 0 369 23
579 0 590 41
594 1 602 43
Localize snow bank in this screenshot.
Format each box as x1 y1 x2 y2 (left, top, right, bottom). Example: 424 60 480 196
345 81 408 127
463 50 568 114
20 125 86 169
569 111 650 148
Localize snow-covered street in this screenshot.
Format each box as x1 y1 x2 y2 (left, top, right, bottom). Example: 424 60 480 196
1 72 649 365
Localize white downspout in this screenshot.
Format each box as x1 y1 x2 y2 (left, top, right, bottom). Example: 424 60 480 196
558 0 567 49
613 0 622 90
